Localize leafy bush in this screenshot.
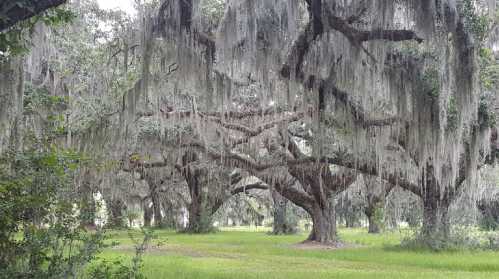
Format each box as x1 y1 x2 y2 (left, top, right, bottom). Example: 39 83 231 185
400 226 499 252
1 6 74 57
0 147 105 278
87 229 153 279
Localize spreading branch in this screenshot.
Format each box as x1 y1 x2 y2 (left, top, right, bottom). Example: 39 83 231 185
0 0 67 31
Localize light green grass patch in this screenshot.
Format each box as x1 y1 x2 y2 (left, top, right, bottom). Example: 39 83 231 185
98 228 499 278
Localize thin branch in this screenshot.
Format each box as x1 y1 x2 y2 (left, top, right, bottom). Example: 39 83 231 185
0 0 67 31
206 111 309 148
231 182 268 195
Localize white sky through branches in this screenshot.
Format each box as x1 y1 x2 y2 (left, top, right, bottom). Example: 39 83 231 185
96 0 137 15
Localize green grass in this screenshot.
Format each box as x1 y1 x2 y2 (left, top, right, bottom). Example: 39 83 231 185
99 227 499 278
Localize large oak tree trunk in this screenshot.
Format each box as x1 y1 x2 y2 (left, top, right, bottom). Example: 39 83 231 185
421 187 450 242
186 197 213 233
420 165 451 246
364 197 384 234
181 152 214 233
184 171 214 233
150 190 164 228
365 207 381 234
307 201 337 243
271 190 296 234
162 201 178 229
106 199 126 228
143 203 153 228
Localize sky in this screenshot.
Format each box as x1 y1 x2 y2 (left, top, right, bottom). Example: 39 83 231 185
96 0 137 15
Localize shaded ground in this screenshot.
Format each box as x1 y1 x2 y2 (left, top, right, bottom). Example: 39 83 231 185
100 228 499 279
292 240 360 250
112 243 243 259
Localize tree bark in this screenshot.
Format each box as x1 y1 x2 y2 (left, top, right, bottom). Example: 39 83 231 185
143 202 153 228
343 197 359 228
271 189 296 234
420 165 451 246
421 186 450 241
307 200 337 243
150 189 164 228
186 197 213 233
106 199 126 228
366 209 380 234
184 170 214 233
364 202 383 234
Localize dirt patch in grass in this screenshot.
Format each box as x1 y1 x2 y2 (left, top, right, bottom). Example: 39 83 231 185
291 240 361 250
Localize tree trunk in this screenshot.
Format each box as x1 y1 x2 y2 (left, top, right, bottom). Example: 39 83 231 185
151 190 164 228
307 201 337 243
79 188 96 229
271 190 296 234
143 203 153 228
186 199 213 233
182 162 214 233
343 197 359 228
162 201 178 229
421 188 450 242
364 201 382 234
345 212 357 228
106 199 126 228
420 166 451 247
366 210 380 234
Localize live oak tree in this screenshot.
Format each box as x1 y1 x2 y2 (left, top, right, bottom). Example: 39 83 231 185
3 0 499 251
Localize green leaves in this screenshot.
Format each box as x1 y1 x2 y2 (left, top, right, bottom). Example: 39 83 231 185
446 96 458 131
40 7 75 27
460 0 491 43
0 5 74 57
0 26 27 55
0 146 101 278
421 67 440 99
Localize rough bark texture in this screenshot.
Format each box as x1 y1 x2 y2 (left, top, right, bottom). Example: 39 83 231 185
181 152 215 233
271 189 296 234
161 200 179 229
420 165 452 245
363 178 393 234
0 58 24 153
307 200 336 243
365 209 380 234
185 177 214 233
151 189 164 228
421 185 451 242
143 203 153 228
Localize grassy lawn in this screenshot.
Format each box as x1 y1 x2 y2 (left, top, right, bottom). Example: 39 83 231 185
99 227 499 279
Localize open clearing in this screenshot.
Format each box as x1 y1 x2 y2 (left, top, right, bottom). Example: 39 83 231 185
100 228 499 279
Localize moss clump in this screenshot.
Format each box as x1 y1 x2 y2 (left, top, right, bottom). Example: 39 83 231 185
446 96 458 131
478 94 496 128
421 67 440 99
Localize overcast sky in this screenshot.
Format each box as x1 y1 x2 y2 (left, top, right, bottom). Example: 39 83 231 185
96 0 137 15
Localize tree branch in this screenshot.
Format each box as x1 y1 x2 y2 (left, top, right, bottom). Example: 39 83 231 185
231 182 268 195
0 0 67 31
